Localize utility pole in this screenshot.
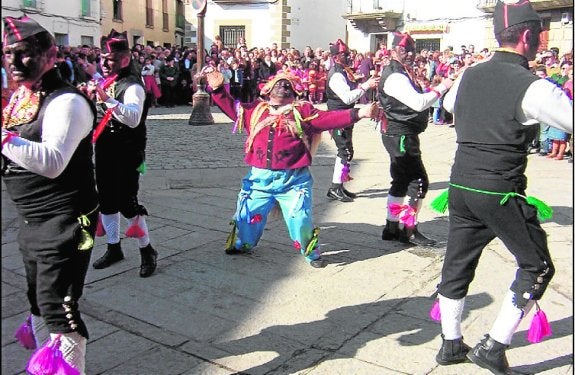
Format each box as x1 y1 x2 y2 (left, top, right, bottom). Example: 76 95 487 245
188 0 214 125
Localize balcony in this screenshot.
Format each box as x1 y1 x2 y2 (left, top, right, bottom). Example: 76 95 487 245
344 0 402 33
477 0 573 12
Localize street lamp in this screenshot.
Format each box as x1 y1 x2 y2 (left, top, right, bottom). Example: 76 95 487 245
188 0 214 125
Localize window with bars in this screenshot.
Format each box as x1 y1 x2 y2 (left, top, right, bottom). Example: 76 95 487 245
219 25 245 50
113 0 123 21
415 39 440 53
146 0 154 27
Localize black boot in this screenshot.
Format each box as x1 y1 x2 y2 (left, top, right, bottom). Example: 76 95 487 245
400 225 437 246
467 334 510 375
139 244 158 278
327 184 353 202
93 242 124 269
436 334 471 365
381 220 402 241
342 185 357 199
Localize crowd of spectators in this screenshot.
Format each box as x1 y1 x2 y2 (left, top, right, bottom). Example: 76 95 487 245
2 35 572 160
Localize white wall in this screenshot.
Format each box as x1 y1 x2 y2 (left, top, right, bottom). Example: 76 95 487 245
289 0 347 51
1 0 101 47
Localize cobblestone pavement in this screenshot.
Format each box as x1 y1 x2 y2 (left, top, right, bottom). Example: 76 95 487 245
2 104 573 375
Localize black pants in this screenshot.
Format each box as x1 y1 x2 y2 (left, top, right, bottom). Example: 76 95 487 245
381 133 429 205
332 126 354 161
20 209 98 339
438 179 554 308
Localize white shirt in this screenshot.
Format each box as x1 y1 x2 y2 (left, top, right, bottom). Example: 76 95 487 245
328 71 365 105
383 72 449 112
443 70 573 134
2 93 94 179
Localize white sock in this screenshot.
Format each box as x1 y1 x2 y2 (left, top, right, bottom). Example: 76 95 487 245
489 290 536 345
386 195 405 221
54 332 87 375
331 157 345 184
101 213 121 244
129 215 150 248
439 294 465 340
413 199 422 226
30 314 50 348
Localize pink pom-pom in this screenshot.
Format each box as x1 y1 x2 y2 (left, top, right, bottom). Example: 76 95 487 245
429 299 441 322
250 214 262 224
27 335 80 375
125 217 145 238
95 215 106 237
14 315 36 350
527 308 552 343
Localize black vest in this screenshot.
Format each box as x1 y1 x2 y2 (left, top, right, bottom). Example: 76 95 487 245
2 69 98 218
378 60 428 135
95 65 148 150
326 63 356 110
451 51 539 186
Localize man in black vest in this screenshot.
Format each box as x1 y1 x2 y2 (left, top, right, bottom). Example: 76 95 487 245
435 1 573 373
84 30 158 278
377 32 452 245
326 39 379 202
2 15 98 373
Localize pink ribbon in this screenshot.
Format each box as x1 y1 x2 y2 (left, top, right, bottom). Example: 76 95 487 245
389 203 416 228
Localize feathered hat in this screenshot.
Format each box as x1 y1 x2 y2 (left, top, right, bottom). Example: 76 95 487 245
260 71 304 97
329 39 349 56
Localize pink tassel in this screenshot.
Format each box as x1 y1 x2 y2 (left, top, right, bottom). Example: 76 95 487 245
527 306 552 344
95 214 106 237
27 335 80 375
14 315 36 350
389 204 417 228
125 219 145 238
429 299 441 322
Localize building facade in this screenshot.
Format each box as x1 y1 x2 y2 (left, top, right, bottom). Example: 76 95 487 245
1 0 101 47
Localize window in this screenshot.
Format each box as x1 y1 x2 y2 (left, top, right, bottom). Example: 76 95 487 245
162 0 169 31
22 0 37 8
113 0 123 21
81 0 91 17
146 0 154 27
219 25 245 50
81 35 94 47
54 33 69 46
415 39 440 53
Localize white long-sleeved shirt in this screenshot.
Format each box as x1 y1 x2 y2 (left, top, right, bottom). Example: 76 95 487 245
2 93 94 179
382 72 449 112
443 70 573 134
328 71 365 105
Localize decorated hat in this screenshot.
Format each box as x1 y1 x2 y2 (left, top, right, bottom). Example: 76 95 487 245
392 32 415 53
100 29 130 55
329 39 349 56
493 0 541 35
260 71 304 97
3 15 49 45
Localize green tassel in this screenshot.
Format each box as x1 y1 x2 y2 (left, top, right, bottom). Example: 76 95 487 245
77 215 93 251
526 195 553 221
304 227 320 257
137 161 147 175
225 220 238 251
399 135 406 153
429 189 449 214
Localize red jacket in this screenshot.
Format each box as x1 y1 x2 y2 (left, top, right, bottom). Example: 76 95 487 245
211 87 359 170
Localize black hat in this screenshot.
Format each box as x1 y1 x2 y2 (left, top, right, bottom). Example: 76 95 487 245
391 32 415 53
329 39 349 55
100 29 130 55
493 0 540 35
3 15 49 45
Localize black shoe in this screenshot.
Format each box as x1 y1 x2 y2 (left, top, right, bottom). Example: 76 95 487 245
327 186 354 202
381 220 402 241
139 244 158 278
400 226 437 246
527 147 540 154
342 187 357 199
436 335 471 366
467 334 510 375
309 257 327 268
93 243 124 269
538 151 548 156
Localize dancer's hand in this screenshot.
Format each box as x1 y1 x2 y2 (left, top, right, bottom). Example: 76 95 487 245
358 102 385 121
